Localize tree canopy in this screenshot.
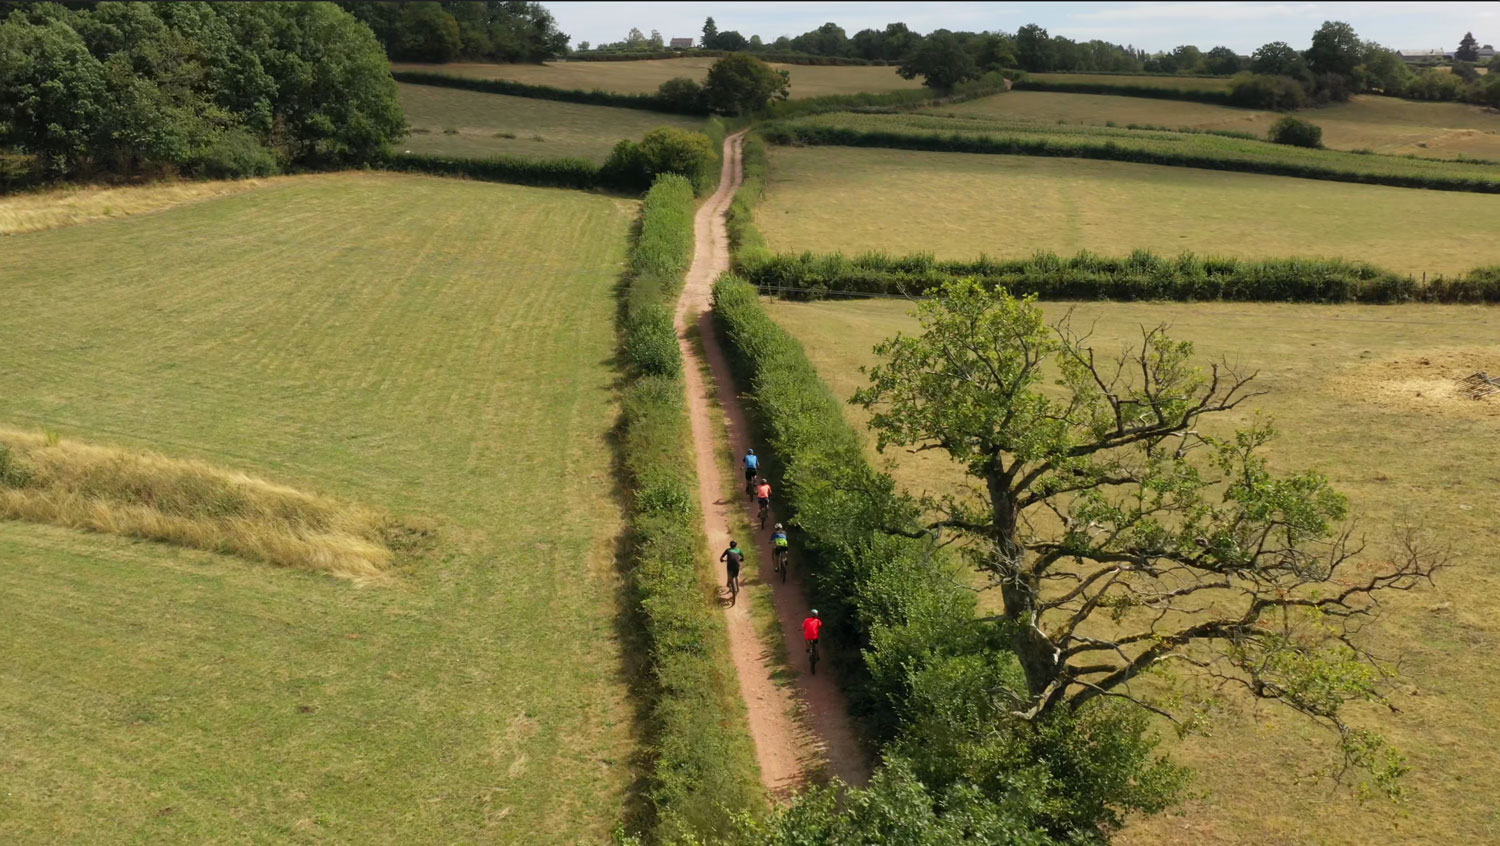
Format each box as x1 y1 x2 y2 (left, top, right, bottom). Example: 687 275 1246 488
339 1 568 64
853 281 1444 796
702 52 789 115
0 1 404 180
897 30 979 90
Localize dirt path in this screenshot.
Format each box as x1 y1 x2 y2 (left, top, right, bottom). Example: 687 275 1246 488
674 133 869 796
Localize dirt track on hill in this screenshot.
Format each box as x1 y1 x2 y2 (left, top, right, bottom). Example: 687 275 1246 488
674 133 869 796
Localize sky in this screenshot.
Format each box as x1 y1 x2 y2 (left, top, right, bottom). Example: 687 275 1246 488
546 2 1500 54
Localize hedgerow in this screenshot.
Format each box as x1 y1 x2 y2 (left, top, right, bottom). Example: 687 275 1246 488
736 250 1500 304
713 276 1180 839
618 176 763 841
383 151 601 189
761 112 1500 194
571 49 882 66
392 70 707 114
1012 76 1235 104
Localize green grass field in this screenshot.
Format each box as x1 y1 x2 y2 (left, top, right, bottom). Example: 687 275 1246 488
397 82 706 161
0 173 642 844
392 58 923 99
763 111 1500 190
944 91 1500 160
764 295 1500 846
755 146 1500 275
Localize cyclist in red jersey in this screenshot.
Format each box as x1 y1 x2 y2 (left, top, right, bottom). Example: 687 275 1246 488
802 609 821 644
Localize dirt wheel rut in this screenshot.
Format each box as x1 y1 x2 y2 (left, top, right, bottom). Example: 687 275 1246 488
674 133 869 797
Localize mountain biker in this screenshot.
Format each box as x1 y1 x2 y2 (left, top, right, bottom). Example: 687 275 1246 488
719 540 744 593
755 479 772 512
771 523 789 565
743 449 759 492
802 609 822 663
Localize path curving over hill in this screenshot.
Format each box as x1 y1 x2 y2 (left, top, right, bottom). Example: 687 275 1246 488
674 133 869 797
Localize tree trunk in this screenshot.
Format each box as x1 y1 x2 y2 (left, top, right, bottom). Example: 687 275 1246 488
988 469 1059 698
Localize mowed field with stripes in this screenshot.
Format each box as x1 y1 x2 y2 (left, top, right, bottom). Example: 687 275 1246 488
0 173 642 843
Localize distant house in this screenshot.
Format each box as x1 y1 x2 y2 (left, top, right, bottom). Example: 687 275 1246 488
669 37 693 50
1400 46 1496 64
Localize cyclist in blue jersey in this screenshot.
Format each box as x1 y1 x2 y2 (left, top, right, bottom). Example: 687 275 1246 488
743 448 759 495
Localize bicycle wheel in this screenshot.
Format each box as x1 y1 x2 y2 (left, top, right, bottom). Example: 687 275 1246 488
729 576 738 605
778 552 787 583
759 505 768 529
808 641 818 675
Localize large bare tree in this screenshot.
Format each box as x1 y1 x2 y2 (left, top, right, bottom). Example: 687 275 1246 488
853 280 1445 791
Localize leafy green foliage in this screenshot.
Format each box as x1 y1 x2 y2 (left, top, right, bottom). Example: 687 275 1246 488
385 151 600 189
618 177 762 841
0 2 404 179
849 279 1444 799
897 31 979 90
712 275 1183 839
1269 115 1324 148
339 1 568 63
655 76 705 112
703 52 790 115
738 250 1500 304
760 111 1500 194
1229 72 1308 109
602 127 717 195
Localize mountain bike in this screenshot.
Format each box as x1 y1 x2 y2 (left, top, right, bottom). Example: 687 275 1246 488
728 572 739 606
758 500 769 529
773 548 788 583
806 638 819 675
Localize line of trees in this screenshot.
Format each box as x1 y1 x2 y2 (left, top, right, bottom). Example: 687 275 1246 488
338 1 568 64
0 2 405 182
1230 22 1500 109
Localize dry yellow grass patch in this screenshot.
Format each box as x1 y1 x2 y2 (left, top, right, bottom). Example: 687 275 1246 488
0 178 275 235
0 429 405 582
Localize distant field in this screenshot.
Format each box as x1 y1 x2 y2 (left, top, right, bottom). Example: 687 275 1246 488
392 58 923 99
1026 72 1231 91
0 174 639 843
397 82 706 161
755 146 1500 275
765 295 1500 846
945 91 1500 160
763 111 1500 191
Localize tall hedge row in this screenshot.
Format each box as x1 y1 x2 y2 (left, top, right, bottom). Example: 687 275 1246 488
619 176 762 841
711 277 976 738
571 49 883 66
737 250 1500 304
1011 77 1235 105
384 151 601 189
392 70 707 114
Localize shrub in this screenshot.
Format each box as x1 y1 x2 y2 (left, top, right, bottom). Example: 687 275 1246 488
1228 72 1308 109
602 127 717 194
655 76 705 112
1268 115 1323 148
192 128 278 179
